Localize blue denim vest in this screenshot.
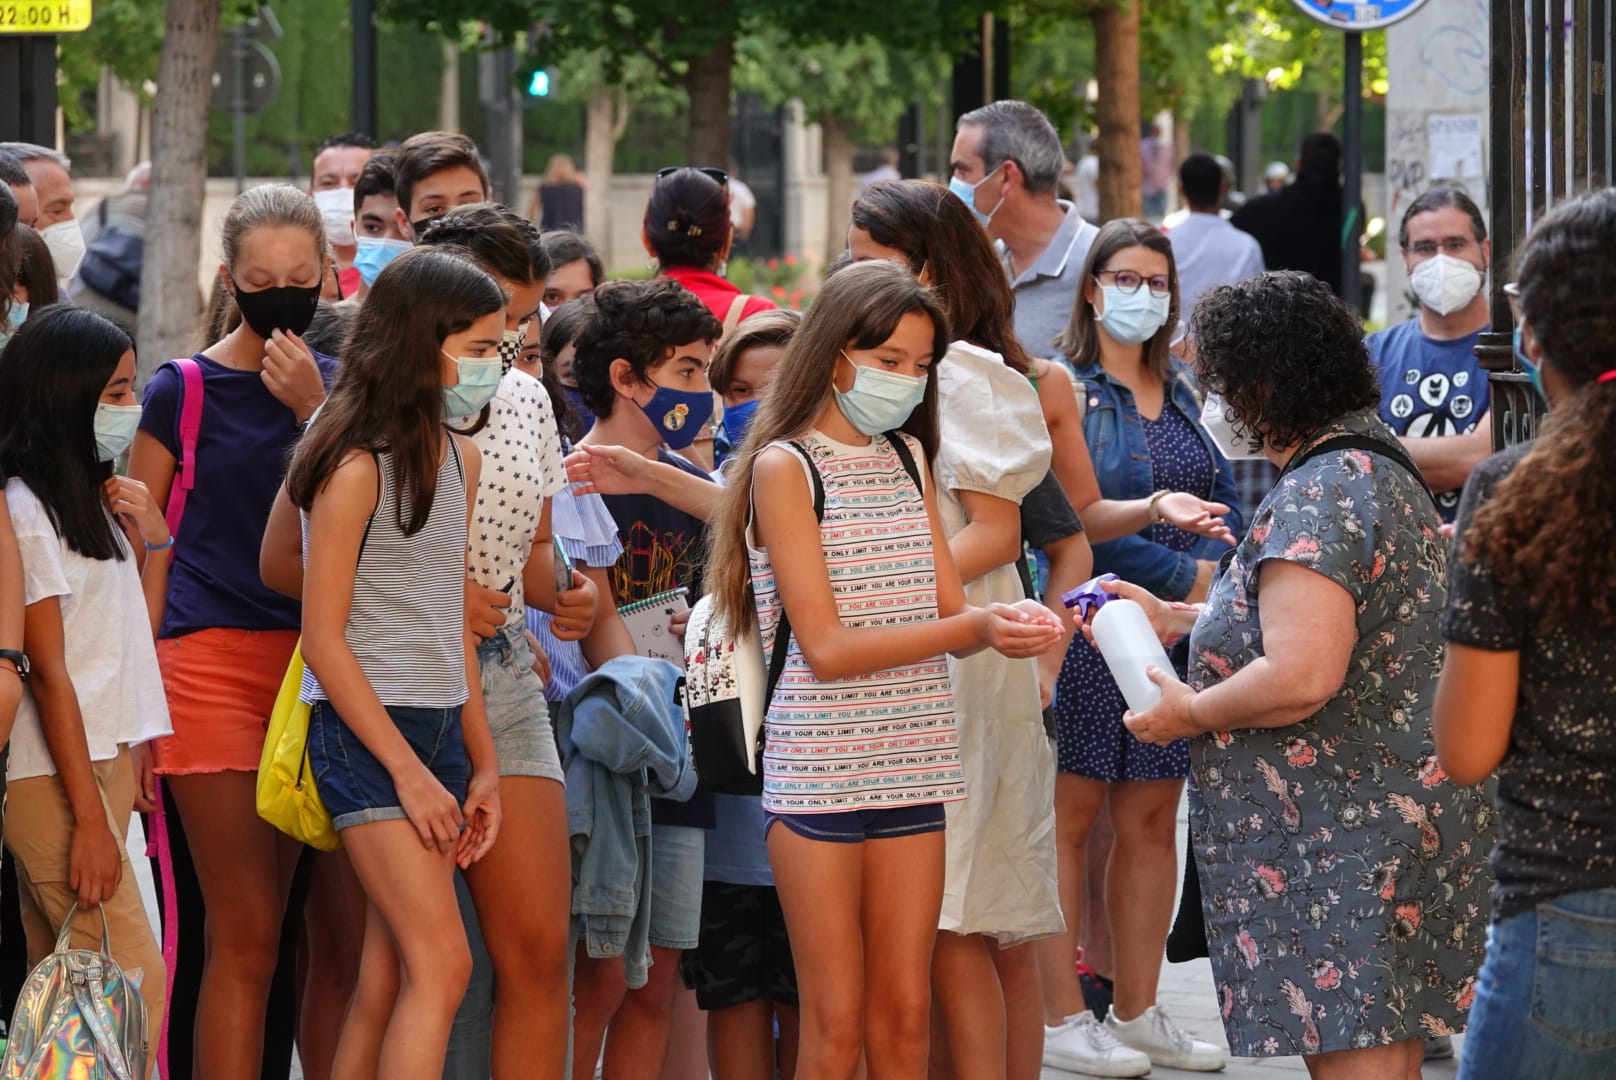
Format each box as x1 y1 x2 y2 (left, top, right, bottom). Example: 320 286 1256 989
1062 355 1245 600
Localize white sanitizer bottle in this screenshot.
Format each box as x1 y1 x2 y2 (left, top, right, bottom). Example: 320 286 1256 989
1090 598 1176 713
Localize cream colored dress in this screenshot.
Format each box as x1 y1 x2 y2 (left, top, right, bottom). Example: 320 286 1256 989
933 340 1065 946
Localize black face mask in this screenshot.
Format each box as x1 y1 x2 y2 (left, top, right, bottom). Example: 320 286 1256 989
410 217 439 240
230 278 321 340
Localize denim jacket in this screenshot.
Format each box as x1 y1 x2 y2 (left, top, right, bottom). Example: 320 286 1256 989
1065 356 1245 600
554 655 696 988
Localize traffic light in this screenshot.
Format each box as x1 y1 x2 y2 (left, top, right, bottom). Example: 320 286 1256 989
523 67 556 108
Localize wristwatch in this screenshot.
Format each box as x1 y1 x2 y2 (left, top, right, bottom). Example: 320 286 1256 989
0 648 28 682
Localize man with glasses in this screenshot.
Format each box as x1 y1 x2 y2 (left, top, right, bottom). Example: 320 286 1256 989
950 100 1099 363
1367 188 1494 522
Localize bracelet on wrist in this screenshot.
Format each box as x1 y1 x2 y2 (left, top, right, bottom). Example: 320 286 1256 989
145 536 175 552
1147 489 1170 525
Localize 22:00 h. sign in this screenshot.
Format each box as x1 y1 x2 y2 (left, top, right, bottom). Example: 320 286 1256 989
0 0 94 34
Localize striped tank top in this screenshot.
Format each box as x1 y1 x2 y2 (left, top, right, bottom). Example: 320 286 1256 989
749 431 965 813
301 439 470 707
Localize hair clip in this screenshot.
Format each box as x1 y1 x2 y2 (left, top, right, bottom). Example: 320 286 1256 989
688 225 703 237
667 219 683 233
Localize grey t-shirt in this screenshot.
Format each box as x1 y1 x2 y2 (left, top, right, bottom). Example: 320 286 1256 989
1005 201 1099 363
1443 444 1616 918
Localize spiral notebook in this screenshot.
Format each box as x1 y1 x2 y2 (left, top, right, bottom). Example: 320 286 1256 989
617 587 690 666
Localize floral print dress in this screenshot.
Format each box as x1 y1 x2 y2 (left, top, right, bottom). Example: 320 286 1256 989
1186 412 1495 1057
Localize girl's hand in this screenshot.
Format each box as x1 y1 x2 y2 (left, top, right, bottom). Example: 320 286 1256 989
1077 578 1194 650
551 569 597 641
457 769 502 868
69 818 123 908
465 576 512 641
130 742 158 813
1156 492 1236 546
262 329 326 424
1122 666 1200 745
393 762 466 855
564 443 652 496
668 605 691 642
976 603 1064 659
103 476 169 550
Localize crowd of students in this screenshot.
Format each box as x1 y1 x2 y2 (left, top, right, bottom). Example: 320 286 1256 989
0 110 1612 1080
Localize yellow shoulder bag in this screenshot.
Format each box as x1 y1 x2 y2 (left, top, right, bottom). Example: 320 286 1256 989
256 643 341 851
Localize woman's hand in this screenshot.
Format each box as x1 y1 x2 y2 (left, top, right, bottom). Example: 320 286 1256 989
1122 666 1201 745
1156 492 1236 546
1077 577 1197 650
976 602 1064 659
393 762 466 855
465 576 512 641
525 630 552 683
565 443 653 497
130 742 158 813
68 818 124 908
103 476 169 550
456 769 502 868
550 569 597 641
262 329 326 424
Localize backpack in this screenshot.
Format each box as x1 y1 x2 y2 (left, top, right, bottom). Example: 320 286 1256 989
0 906 149 1080
76 199 145 311
683 433 922 794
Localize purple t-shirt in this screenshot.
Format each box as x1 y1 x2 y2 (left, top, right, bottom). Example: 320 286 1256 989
139 351 339 638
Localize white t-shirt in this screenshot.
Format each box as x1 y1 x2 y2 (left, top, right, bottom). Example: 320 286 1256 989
6 478 172 781
465 368 568 628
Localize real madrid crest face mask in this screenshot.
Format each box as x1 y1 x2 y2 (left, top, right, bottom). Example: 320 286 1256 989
638 382 715 451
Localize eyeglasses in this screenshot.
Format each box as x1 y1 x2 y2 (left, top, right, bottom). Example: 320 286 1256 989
656 166 729 186
1405 237 1475 257
1094 269 1171 298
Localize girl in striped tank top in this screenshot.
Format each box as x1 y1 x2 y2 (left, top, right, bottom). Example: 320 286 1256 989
285 247 505 1080
705 261 1066 1078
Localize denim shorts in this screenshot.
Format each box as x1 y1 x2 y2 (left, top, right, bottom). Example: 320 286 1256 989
309 700 469 831
763 803 947 844
477 624 564 783
1459 886 1616 1078
649 824 705 951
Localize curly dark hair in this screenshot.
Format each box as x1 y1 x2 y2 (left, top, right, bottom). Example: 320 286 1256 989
1466 189 1616 626
1191 270 1379 451
572 278 722 418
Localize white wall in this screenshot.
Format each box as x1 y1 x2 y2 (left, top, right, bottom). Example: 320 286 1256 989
1383 0 1491 325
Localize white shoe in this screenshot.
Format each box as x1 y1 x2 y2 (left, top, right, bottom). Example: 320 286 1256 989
1043 1011 1152 1077
1106 1004 1229 1072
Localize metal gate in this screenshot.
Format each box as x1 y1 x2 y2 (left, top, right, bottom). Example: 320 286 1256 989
1481 1 1612 450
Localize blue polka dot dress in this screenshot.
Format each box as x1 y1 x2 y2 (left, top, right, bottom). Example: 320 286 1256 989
1054 404 1214 781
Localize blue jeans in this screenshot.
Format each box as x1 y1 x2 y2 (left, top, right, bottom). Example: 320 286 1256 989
1459 887 1616 1079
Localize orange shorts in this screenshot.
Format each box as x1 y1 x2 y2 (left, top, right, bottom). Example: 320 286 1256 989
153 627 300 775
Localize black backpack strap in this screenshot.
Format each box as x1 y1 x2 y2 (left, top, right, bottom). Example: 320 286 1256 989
882 430 925 494
1283 432 1438 510
763 442 826 705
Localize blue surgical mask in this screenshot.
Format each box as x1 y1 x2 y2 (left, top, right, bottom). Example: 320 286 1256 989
563 386 595 430
721 398 761 447
6 301 27 331
639 384 715 451
1514 326 1545 401
1094 284 1171 347
353 237 412 288
442 351 503 418
947 163 1006 227
94 403 143 463
834 351 928 436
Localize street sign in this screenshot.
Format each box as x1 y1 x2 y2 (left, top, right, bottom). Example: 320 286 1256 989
211 41 281 116
0 0 92 34
1288 0 1432 31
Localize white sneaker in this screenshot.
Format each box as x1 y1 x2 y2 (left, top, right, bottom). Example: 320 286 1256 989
1042 1011 1152 1077
1105 1004 1229 1072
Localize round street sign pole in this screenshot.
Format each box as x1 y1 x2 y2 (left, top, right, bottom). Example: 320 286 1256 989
1288 0 1433 316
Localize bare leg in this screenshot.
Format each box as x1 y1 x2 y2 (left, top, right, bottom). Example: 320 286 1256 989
931 932 1006 1080
991 944 1045 1080
1104 779 1183 1021
659 984 709 1080
167 772 302 1079
297 850 365 1080
571 951 627 1080
601 946 685 1080
334 820 471 1080
1034 774 1108 1024
1079 805 1116 979
1305 1038 1424 1080
860 832 946 1080
463 776 572 1080
775 1005 801 1080
707 999 773 1080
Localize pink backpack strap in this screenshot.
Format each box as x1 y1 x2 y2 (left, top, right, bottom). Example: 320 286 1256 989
162 357 204 540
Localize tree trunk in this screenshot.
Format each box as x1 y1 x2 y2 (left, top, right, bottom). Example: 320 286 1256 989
584 87 624 257
822 113 855 266
685 35 735 168
1091 0 1142 222
137 0 221 383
